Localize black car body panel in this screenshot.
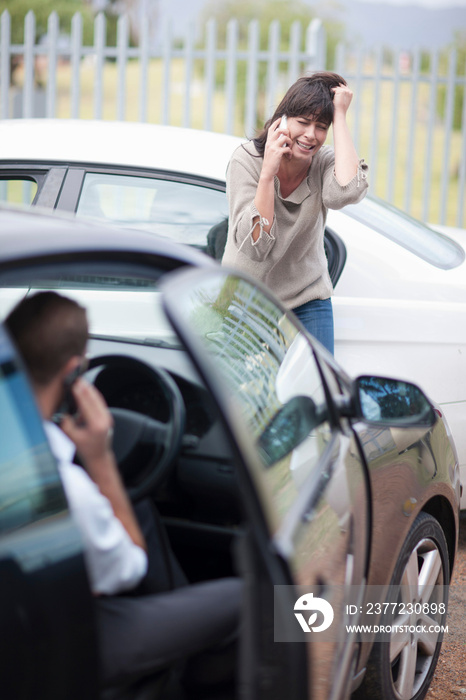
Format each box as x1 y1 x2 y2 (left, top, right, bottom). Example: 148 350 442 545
0 323 99 699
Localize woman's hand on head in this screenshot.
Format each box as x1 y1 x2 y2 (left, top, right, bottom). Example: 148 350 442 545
262 117 292 178
332 84 353 116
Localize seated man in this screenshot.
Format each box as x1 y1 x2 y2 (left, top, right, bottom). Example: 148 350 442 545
5 291 242 693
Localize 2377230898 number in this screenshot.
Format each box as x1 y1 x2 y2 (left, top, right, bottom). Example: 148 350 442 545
346 602 446 616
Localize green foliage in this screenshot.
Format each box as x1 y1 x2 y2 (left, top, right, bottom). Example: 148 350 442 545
0 0 95 44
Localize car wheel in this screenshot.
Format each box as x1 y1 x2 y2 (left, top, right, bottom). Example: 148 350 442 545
355 512 449 700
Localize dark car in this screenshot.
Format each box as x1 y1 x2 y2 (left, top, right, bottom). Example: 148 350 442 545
0 204 460 700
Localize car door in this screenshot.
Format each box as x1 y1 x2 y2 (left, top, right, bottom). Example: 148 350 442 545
161 267 370 700
0 325 99 700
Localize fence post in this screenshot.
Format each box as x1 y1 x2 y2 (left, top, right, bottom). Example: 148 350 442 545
225 18 238 135
387 48 401 203
70 12 83 119
440 49 457 225
116 14 129 121
204 18 217 131
305 18 326 72
422 50 439 222
404 48 421 214
46 12 59 118
287 21 302 87
245 20 259 138
161 20 173 125
457 72 466 227
23 11 35 118
93 12 106 120
183 21 195 128
265 20 280 119
0 10 10 119
138 13 149 123
369 45 383 191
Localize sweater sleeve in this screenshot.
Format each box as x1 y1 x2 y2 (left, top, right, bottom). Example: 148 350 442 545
225 148 277 262
320 148 369 210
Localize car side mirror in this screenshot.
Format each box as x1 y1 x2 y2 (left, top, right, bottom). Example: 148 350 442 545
257 395 327 467
353 375 436 428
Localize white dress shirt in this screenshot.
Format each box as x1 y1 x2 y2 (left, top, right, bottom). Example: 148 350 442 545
44 421 148 595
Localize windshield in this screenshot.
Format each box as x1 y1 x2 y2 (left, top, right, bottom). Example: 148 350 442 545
343 195 465 270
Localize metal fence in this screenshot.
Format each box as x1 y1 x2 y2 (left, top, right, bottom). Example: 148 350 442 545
1 9 465 227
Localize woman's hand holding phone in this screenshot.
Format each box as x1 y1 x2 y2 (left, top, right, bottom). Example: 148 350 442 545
279 115 288 145
263 115 291 177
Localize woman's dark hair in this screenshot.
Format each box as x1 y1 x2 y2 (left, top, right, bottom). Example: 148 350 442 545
252 71 347 156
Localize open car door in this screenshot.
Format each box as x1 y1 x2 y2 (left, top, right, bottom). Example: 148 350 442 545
161 267 370 700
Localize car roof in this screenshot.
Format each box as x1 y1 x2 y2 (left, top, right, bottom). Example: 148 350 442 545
0 204 216 269
0 119 245 181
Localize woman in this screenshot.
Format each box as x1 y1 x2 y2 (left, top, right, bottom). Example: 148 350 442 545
222 71 368 355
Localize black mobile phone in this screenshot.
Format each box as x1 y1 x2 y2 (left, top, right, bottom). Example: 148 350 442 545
58 357 89 416
60 366 81 416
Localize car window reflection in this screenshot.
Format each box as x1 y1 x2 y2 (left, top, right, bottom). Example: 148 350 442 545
173 273 334 522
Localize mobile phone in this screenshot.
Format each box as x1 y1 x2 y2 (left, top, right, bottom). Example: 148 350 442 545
279 115 288 147
58 357 89 416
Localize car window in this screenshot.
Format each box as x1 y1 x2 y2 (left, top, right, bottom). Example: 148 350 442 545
343 195 464 270
165 272 334 525
0 268 182 349
0 178 37 205
76 173 229 253
0 327 67 534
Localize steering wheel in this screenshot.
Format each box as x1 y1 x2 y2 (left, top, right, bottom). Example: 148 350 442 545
87 355 186 501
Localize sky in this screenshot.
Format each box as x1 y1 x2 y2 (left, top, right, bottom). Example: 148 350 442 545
327 0 466 4
361 0 466 4
157 0 466 50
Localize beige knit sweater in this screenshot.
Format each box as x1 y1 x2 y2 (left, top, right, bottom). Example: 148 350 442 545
222 141 369 309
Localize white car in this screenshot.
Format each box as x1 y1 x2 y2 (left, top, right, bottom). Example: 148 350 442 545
1 119 465 507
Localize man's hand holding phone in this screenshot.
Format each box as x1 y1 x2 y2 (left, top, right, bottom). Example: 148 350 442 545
61 376 148 554
59 356 89 416
61 378 114 465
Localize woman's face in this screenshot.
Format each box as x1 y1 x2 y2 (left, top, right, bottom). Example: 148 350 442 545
285 114 330 163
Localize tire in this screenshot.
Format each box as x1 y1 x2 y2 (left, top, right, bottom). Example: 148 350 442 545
354 512 449 700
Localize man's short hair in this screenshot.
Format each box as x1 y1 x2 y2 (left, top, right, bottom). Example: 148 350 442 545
5 291 88 386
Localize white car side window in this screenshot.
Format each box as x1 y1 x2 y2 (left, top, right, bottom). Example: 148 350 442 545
76 172 229 252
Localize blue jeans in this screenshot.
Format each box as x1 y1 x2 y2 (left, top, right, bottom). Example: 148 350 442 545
292 298 334 355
